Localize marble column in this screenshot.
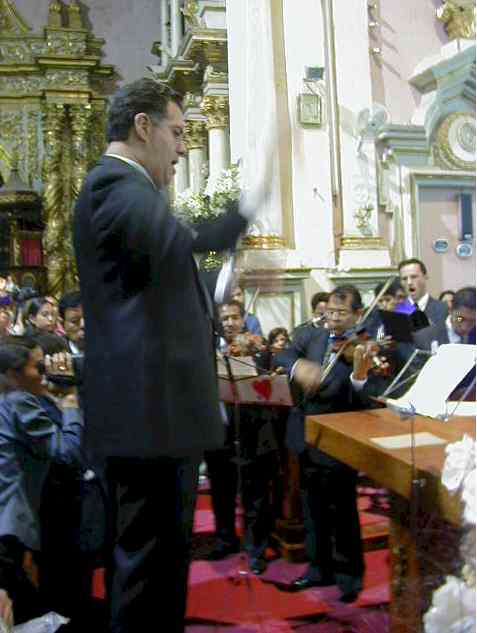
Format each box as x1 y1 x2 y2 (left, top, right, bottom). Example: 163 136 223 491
171 0 183 56
160 0 170 67
200 95 229 182
184 119 207 192
174 155 189 194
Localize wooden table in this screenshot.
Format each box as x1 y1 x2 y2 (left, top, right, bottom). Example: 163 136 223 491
305 408 475 633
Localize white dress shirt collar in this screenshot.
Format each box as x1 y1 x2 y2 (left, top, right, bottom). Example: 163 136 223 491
445 315 461 344
105 154 156 189
410 293 429 312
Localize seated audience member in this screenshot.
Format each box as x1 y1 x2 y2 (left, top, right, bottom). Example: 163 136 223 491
23 298 58 337
205 301 279 574
0 309 12 340
268 327 291 352
414 286 475 400
294 292 330 334
439 290 455 313
231 285 263 336
398 258 448 324
414 286 476 349
59 291 84 354
9 287 39 336
0 589 12 629
0 337 83 622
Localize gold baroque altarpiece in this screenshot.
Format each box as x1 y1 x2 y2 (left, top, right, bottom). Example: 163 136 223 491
0 0 115 297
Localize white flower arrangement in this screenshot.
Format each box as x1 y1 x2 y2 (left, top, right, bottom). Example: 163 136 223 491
424 434 476 633
175 165 242 228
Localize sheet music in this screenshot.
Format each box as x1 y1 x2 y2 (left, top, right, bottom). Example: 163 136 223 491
216 355 258 378
385 344 476 419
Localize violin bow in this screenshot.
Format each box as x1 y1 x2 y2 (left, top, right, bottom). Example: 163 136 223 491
319 276 395 384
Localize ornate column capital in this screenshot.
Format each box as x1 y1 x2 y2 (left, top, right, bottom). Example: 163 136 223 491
48 0 62 28
67 0 84 30
184 119 207 150
200 95 229 130
436 1 476 40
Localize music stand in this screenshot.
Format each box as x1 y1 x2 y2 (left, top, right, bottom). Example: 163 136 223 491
217 353 292 584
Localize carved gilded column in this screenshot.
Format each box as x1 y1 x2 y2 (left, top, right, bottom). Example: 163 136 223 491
42 103 66 297
184 119 207 192
200 95 229 181
90 101 107 165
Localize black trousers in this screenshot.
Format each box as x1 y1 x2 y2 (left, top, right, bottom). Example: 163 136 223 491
104 455 200 633
300 450 365 584
205 448 277 559
0 536 43 625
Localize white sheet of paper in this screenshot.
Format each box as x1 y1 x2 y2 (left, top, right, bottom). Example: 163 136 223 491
371 432 447 449
386 344 476 419
216 355 258 378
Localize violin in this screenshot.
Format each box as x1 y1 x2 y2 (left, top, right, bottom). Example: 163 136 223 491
329 330 395 377
228 332 267 357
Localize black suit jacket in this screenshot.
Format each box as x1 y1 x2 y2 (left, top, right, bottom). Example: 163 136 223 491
73 156 247 458
413 321 449 350
424 296 448 325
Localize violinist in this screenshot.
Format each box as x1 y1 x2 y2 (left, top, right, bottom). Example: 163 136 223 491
275 285 390 602
204 301 279 575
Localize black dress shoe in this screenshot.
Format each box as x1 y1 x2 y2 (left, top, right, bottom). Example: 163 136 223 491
289 574 335 592
336 573 363 603
339 590 359 603
250 558 267 575
207 540 240 560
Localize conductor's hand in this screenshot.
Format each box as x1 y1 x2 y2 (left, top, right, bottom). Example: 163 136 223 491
293 359 321 397
239 126 275 220
0 589 13 630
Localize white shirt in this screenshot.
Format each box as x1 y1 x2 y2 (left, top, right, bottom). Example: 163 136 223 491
409 293 429 312
445 315 462 344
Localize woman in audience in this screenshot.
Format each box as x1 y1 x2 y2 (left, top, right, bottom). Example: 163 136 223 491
439 290 455 312
268 327 291 352
23 298 58 337
0 336 84 623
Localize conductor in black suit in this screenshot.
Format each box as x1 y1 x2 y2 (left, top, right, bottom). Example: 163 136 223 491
73 78 270 633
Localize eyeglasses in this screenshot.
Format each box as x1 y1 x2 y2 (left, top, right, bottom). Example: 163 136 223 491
325 309 353 318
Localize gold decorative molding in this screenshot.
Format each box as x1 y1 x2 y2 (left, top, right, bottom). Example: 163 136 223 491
203 65 228 85
241 235 287 250
48 0 62 28
184 119 207 150
433 111 475 170
200 95 229 129
340 236 388 250
68 0 84 30
437 1 476 40
0 192 38 206
181 0 203 28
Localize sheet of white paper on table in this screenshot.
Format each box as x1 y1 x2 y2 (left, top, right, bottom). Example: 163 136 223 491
385 344 476 419
371 432 447 450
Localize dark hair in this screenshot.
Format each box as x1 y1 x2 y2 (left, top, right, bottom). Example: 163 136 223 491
268 327 290 347
311 292 330 312
0 336 38 393
329 285 363 311
219 300 245 317
439 290 455 301
32 332 68 355
453 287 476 312
59 290 82 320
106 78 183 143
374 277 404 298
24 297 51 321
398 258 427 275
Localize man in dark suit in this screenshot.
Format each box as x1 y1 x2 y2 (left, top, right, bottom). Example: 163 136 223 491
275 285 387 603
73 78 269 633
398 258 448 325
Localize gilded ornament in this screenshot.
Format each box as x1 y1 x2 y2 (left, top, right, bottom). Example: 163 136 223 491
67 0 83 30
48 0 63 28
353 203 374 236
203 65 228 85
241 235 286 250
340 236 387 250
0 0 31 34
200 95 229 130
184 119 207 150
181 0 203 28
27 110 41 184
0 42 32 64
437 1 476 39
45 70 89 88
90 102 107 164
433 111 476 170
